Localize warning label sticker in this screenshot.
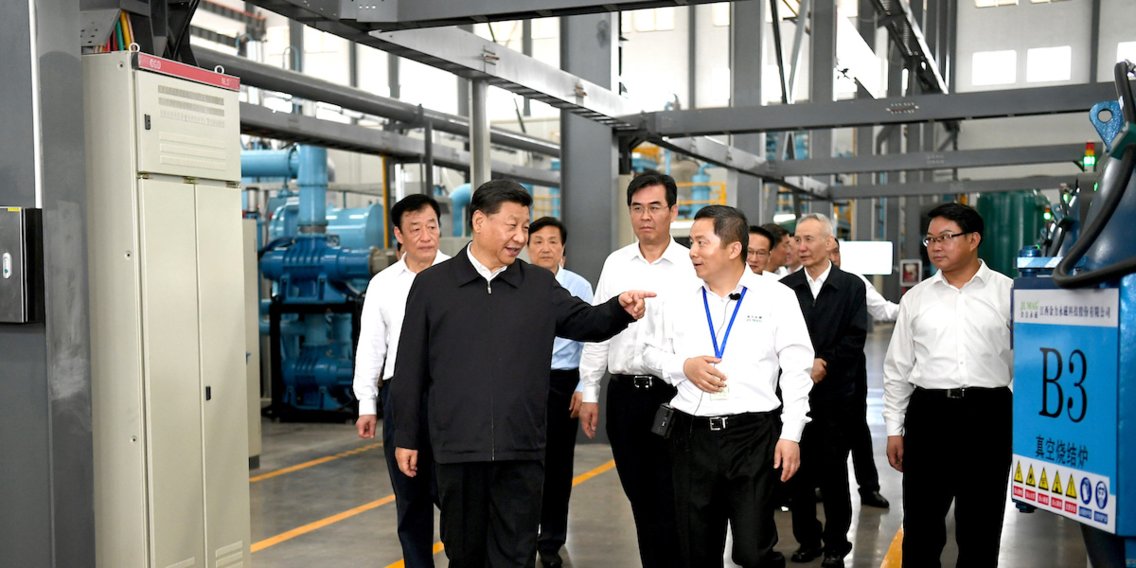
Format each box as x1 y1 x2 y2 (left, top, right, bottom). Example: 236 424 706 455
1011 455 1115 533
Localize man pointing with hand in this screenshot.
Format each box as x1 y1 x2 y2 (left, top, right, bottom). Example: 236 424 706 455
390 180 654 568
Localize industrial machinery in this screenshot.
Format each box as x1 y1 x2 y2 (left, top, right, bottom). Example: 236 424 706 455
1010 60 1136 566
85 51 251 567
245 145 385 419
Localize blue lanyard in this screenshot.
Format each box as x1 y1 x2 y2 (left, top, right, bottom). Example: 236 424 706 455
702 286 747 359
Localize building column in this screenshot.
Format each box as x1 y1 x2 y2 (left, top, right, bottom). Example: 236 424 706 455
731 0 768 224
560 13 618 284
469 79 491 188
808 0 837 215
0 0 93 565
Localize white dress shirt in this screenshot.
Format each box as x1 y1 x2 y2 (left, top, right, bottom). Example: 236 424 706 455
882 261 1013 436
352 250 451 416
853 272 899 322
467 245 507 284
804 261 833 299
642 269 814 441
578 239 697 402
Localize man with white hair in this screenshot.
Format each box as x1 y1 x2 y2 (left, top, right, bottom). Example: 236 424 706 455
780 213 868 568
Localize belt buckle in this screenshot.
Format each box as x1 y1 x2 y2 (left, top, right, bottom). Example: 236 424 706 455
946 388 966 399
709 416 728 431
632 376 654 389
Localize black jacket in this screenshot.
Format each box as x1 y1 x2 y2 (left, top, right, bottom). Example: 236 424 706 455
781 264 868 403
390 247 633 464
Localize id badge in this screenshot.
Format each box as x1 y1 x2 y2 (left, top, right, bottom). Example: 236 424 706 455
710 386 730 401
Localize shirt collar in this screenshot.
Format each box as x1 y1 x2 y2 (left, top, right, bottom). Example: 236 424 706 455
696 267 757 298
456 244 524 287
805 261 833 287
931 259 993 289
397 250 449 275
632 238 686 265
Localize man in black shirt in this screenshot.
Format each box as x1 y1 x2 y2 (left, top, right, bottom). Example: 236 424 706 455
390 180 654 568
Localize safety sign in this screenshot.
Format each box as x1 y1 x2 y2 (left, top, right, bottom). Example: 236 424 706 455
1011 456 1115 532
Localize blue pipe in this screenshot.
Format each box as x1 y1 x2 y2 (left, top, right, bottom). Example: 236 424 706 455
241 147 300 178
450 184 472 237
298 146 328 230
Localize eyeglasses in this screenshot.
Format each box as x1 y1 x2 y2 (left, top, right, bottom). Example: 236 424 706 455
922 231 972 247
630 204 668 216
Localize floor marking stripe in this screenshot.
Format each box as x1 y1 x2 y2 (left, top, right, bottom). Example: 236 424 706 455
880 527 903 568
385 459 619 568
252 494 396 553
249 442 382 483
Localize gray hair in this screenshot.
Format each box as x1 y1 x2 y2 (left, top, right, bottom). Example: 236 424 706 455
797 213 834 237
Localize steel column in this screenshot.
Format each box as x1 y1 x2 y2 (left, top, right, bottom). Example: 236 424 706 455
561 12 618 284
470 79 491 189
809 0 837 213
0 0 93 565
731 0 766 222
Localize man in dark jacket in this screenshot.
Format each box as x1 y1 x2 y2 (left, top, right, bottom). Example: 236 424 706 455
780 213 868 568
391 180 654 568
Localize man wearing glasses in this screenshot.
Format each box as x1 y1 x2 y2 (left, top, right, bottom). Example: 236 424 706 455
746 225 782 282
882 202 1013 567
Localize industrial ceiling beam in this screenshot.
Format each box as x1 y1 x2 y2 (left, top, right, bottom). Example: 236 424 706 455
631 82 1116 137
867 0 948 94
829 174 1097 199
338 0 749 31
760 144 1087 176
196 47 561 158
240 103 561 187
652 136 832 200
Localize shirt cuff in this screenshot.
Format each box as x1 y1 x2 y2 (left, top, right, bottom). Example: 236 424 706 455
779 418 806 442
885 418 905 437
582 383 601 403
358 397 378 416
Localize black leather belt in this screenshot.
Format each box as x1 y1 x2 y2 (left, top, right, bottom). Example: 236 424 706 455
673 410 771 431
916 386 1009 399
612 374 663 389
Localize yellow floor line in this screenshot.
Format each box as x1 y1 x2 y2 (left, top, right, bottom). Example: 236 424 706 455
880 527 903 568
249 442 382 483
252 494 396 553
386 459 619 568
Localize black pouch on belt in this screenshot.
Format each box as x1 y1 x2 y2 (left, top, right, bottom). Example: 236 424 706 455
651 403 674 439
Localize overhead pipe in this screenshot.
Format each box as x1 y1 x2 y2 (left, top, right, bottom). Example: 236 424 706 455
196 47 561 159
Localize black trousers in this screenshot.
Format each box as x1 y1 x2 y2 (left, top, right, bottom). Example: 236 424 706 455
789 398 854 556
607 375 681 568
381 381 438 568
669 411 785 568
851 386 882 494
538 369 581 555
436 460 544 568
901 387 1012 568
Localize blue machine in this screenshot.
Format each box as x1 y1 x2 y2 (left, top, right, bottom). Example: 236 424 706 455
247 145 379 418
1011 61 1136 566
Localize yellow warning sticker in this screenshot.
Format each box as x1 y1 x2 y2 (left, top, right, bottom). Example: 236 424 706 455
1066 474 1077 499
1014 462 1024 483
6 207 21 212
1052 471 1063 495
1039 469 1049 491
1026 465 1036 487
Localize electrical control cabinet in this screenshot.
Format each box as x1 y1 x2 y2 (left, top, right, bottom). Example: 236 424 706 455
84 51 249 568
0 207 43 324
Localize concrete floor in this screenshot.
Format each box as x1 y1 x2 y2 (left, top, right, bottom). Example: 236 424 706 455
248 325 1089 567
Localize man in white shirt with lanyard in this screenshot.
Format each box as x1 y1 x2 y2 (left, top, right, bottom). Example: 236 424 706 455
352 194 449 568
883 202 1013 568
577 172 695 568
645 205 814 567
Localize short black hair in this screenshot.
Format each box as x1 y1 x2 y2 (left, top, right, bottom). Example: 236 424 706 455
927 202 984 239
761 223 789 246
470 180 533 217
390 194 441 230
748 225 775 249
528 216 566 245
694 205 749 258
626 171 678 207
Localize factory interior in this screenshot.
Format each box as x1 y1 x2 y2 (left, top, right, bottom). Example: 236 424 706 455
2 0 1136 566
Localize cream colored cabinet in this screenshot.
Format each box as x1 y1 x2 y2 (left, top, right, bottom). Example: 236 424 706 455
85 51 249 568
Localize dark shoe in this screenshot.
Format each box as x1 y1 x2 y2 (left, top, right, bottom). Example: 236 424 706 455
860 490 891 508
820 553 846 568
790 546 823 563
539 550 563 568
